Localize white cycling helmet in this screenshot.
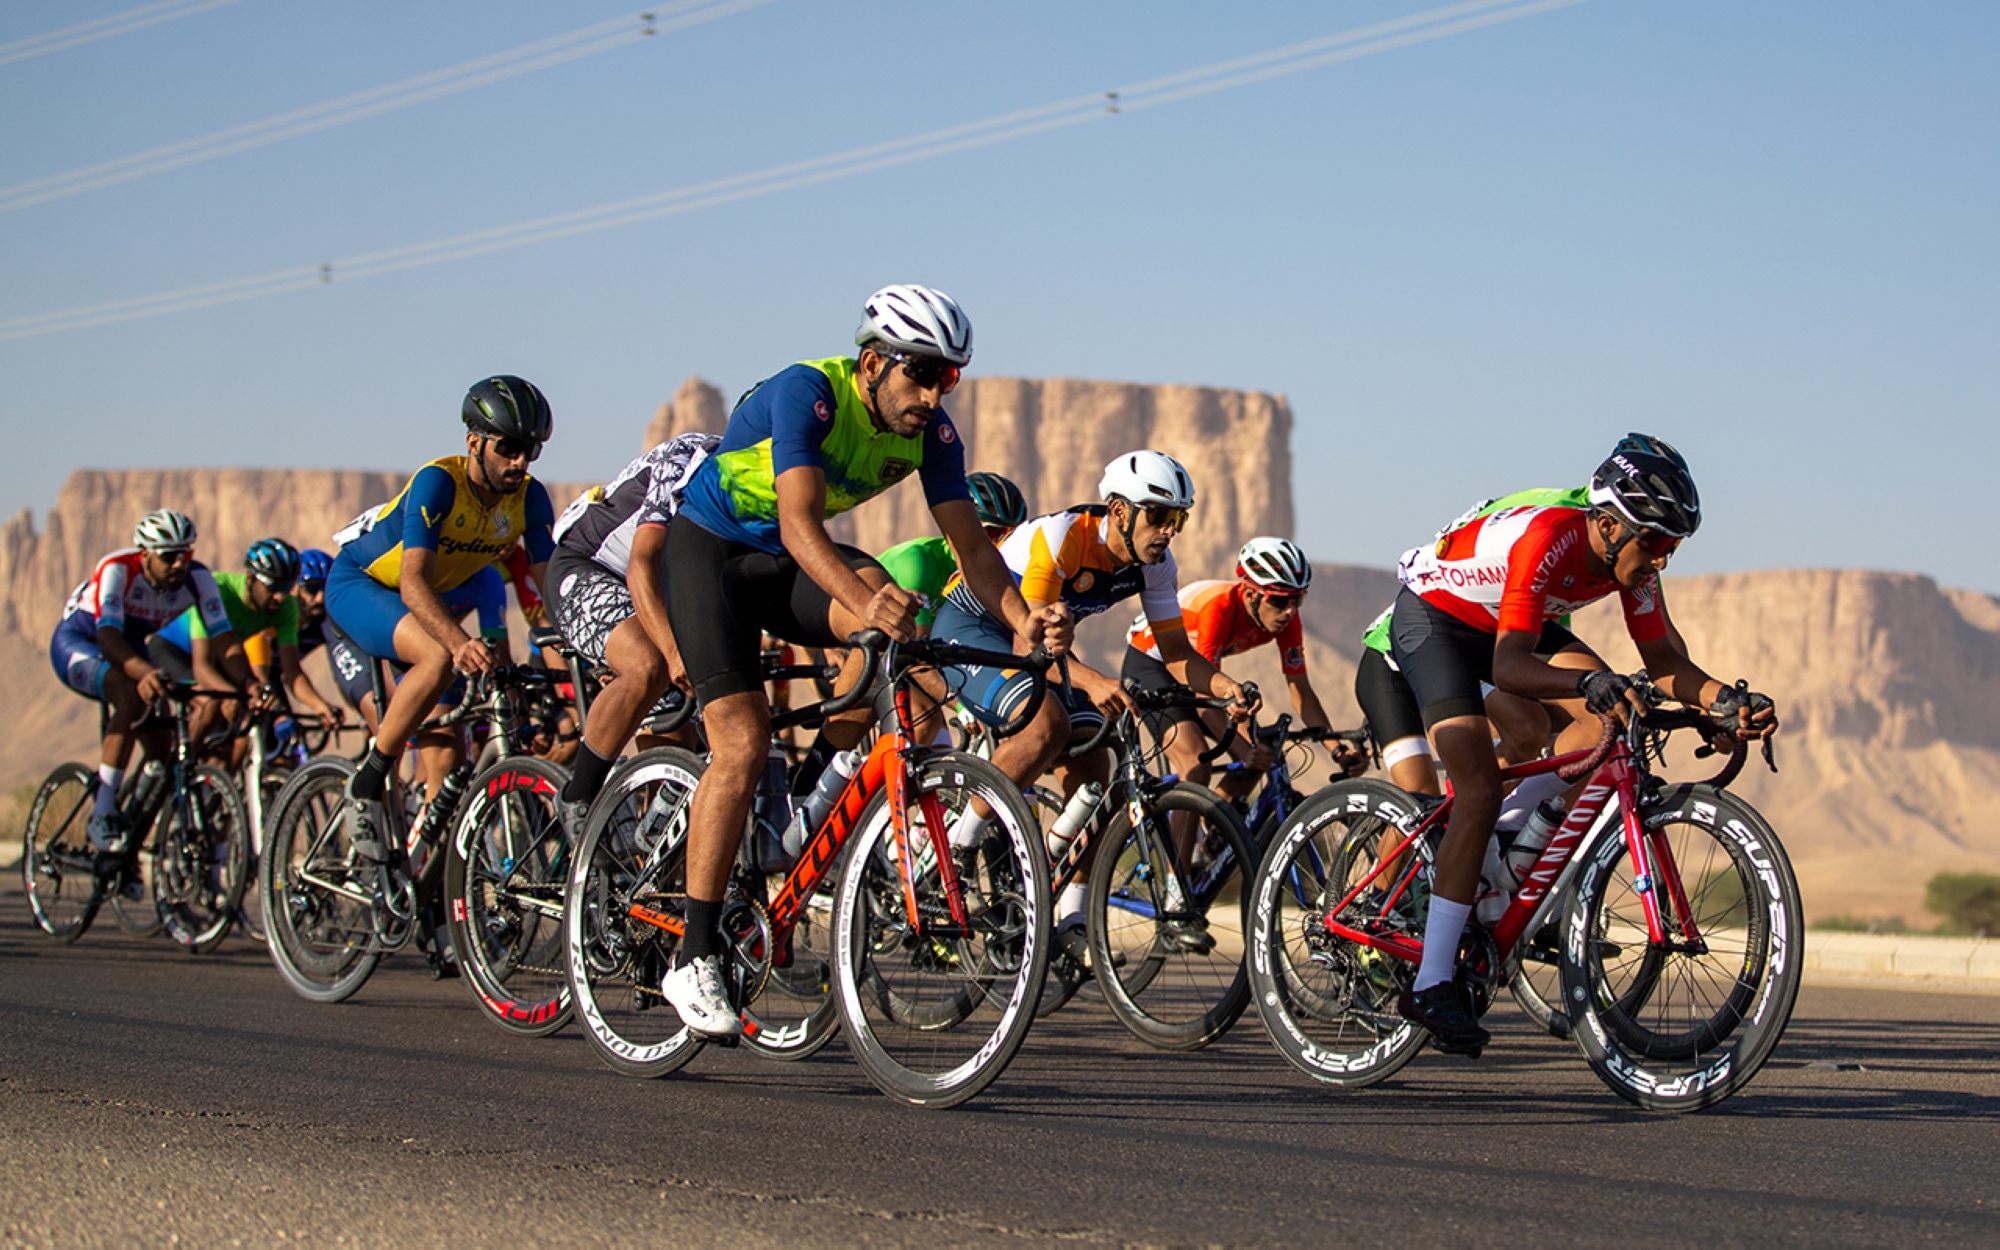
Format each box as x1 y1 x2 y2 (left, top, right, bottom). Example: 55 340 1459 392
855 284 974 366
1236 536 1312 592
133 508 197 552
1098 450 1196 509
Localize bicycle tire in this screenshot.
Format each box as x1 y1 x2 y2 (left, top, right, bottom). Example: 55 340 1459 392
1507 924 1567 1037
22 763 103 942
155 765 251 953
1561 783 1804 1112
260 757 381 1002
563 748 707 1078
234 763 291 944
831 750 1049 1109
109 807 165 937
1246 778 1431 1089
1089 781 1255 1051
445 755 574 1037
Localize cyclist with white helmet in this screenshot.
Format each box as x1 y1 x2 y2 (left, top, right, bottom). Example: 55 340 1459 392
659 284 1071 1037
1386 434 1776 1055
48 509 234 855
933 449 1257 953
1124 536 1357 802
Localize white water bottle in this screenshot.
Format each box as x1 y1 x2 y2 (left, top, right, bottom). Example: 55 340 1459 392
1045 782 1104 860
1502 798 1567 889
783 749 864 858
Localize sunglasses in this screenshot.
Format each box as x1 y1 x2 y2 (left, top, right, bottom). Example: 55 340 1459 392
486 434 542 463
152 547 195 565
1139 503 1190 531
1258 589 1305 610
254 573 298 594
882 350 961 395
1637 531 1681 559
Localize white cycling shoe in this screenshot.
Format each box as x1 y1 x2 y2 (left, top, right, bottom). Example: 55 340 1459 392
660 955 743 1038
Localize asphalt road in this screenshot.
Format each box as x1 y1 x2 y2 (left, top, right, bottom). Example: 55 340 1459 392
3 894 1997 1247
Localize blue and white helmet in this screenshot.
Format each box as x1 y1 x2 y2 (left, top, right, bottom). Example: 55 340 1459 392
856 284 973 366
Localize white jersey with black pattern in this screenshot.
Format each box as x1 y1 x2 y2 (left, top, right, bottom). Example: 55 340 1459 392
552 432 718 577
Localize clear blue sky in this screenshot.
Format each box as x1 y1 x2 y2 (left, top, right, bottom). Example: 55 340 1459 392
2 0 1994 590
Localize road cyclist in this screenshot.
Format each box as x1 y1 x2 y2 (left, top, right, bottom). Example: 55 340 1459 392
651 283 1071 1040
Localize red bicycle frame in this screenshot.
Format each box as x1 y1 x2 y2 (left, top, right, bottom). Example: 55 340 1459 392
1319 732 1705 972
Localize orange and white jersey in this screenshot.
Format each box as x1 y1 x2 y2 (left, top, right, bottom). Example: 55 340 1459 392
943 504 1182 629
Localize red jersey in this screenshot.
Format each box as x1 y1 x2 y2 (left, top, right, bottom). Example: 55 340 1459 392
62 548 230 637
1127 580 1307 676
1396 505 1667 642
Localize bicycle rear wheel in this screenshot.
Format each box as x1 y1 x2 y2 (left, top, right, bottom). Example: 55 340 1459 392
563 748 706 1078
155 765 251 953
109 806 164 937
260 758 381 1002
1246 779 1430 1089
831 751 1048 1109
445 756 573 1037
1561 783 1803 1111
22 763 103 942
1089 781 1255 1050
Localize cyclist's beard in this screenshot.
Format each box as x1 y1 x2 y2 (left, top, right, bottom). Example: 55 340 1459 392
881 395 934 438
476 447 525 494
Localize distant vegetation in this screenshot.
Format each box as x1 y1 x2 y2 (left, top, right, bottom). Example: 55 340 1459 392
1926 873 2000 937
1812 914 1913 934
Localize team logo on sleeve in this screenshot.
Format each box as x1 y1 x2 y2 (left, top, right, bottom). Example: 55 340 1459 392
814 400 831 422
938 423 957 444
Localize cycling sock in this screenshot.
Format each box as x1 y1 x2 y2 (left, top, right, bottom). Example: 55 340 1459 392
1496 771 1566 834
946 808 987 850
1058 883 1088 926
679 897 722 966
94 766 124 817
562 744 613 806
1414 896 1472 992
350 745 394 803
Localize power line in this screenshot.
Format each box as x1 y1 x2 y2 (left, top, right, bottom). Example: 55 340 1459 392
0 0 777 214
0 0 1594 342
0 0 251 68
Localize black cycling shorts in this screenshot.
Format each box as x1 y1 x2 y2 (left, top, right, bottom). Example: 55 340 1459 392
664 517 885 707
1354 647 1426 750
1387 589 1580 731
1120 647 1203 746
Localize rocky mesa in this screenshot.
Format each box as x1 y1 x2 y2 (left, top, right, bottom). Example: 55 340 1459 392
6 375 1997 923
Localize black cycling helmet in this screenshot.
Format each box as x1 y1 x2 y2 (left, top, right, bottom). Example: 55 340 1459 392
1589 432 1700 538
966 472 1027 529
244 537 302 590
462 375 553 445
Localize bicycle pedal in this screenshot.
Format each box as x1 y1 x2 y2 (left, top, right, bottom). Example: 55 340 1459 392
694 1029 740 1049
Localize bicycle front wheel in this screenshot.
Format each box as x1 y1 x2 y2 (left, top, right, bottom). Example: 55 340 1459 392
831 751 1049 1109
22 763 103 942
154 765 250 953
1245 779 1431 1089
445 756 574 1037
1560 783 1803 1112
1089 781 1255 1050
260 758 381 1002
563 748 707 1078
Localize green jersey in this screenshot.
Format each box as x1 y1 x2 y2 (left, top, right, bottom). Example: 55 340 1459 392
879 536 958 628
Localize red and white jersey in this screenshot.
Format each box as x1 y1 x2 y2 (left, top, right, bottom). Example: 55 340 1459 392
62 548 229 636
1128 580 1307 676
1395 505 1668 642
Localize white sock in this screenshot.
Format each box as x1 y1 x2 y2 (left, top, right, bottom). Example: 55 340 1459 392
1058 883 1088 928
95 766 124 817
1413 896 1473 992
1496 771 1567 833
947 808 987 850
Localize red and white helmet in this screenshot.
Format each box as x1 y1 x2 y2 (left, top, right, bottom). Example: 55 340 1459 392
1236 536 1311 592
855 284 973 366
1098 450 1196 509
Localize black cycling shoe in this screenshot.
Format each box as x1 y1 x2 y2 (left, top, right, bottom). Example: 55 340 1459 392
1397 981 1490 1056
1159 919 1216 955
950 847 989 918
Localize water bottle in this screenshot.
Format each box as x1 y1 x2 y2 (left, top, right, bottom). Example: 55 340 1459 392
124 759 168 823
1501 798 1567 889
412 763 473 851
783 748 863 858
750 743 795 871
1475 834 1511 925
1045 782 1104 861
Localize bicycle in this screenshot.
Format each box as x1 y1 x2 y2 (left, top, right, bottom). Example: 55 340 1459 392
563 631 1054 1108
1212 717 1372 854
22 685 252 952
259 663 558 1004
233 708 353 943
1245 675 1799 1112
1024 680 1260 1050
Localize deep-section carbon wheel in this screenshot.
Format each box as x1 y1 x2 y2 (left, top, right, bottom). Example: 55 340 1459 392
445 755 573 1036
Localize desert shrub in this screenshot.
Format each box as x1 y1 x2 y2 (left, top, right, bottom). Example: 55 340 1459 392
1925 873 2000 937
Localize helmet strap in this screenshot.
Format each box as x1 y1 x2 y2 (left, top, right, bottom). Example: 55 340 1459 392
1112 497 1140 565
1596 511 1637 566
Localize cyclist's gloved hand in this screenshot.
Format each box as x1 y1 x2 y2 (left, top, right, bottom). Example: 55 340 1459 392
1709 682 1778 738
1576 669 1634 715
1329 738 1368 777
